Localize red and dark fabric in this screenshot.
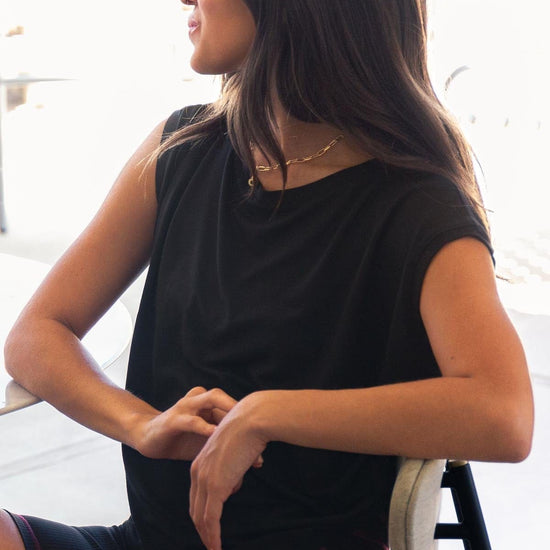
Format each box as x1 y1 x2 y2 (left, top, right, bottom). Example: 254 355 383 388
5 512 141 550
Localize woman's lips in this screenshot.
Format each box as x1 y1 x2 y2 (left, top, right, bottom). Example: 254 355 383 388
188 16 200 33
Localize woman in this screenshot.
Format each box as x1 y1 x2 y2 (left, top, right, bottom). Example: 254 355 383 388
1 1 534 549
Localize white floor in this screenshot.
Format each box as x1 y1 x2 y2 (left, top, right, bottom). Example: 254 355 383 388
1 93 549 548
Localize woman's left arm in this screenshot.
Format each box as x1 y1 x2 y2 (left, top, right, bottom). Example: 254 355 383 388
190 237 534 550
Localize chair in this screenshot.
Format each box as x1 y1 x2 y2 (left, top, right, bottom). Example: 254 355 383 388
388 458 492 550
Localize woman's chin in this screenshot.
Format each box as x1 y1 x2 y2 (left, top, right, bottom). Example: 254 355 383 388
189 55 240 76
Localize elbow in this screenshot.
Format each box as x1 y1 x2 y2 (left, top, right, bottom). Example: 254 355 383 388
508 439 532 464
499 432 532 464
4 324 24 379
491 399 534 463
3 316 37 381
504 414 534 464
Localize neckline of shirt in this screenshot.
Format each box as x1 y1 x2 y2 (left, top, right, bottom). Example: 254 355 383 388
233 148 382 211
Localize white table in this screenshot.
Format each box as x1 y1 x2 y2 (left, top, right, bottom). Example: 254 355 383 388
0 253 133 414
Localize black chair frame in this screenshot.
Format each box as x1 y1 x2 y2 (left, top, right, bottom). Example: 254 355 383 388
434 460 492 550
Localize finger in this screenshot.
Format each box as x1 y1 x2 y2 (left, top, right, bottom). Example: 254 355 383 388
170 414 217 438
190 453 223 550
252 454 264 468
189 459 199 527
194 388 238 413
190 466 209 548
176 388 237 416
185 386 208 397
172 387 208 418
202 495 224 550
210 408 228 425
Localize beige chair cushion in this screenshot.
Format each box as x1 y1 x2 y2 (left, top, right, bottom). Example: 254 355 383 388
388 458 446 550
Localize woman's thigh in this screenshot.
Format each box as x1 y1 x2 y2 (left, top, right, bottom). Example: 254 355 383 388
4 511 142 550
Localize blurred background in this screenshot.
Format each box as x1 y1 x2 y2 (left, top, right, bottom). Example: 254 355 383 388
0 0 549 547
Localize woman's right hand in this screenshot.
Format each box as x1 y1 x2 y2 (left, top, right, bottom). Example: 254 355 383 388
132 387 238 461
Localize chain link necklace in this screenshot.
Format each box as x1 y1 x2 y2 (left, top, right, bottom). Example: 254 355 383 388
248 134 344 187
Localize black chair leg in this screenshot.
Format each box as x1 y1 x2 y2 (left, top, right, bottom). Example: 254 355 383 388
434 460 492 550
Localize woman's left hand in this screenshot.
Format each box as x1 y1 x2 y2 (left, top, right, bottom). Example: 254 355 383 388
189 394 268 550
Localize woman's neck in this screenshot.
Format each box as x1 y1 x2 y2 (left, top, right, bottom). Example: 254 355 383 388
252 100 372 191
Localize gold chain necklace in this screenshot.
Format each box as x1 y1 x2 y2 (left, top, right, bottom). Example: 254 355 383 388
248 134 344 187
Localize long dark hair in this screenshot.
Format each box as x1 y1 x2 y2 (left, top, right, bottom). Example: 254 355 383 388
158 0 487 228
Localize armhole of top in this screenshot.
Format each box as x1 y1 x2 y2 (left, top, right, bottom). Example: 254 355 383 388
399 176 494 317
413 226 494 316
155 104 206 204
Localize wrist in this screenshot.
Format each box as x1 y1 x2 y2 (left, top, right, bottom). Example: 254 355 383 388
123 407 160 451
240 390 284 443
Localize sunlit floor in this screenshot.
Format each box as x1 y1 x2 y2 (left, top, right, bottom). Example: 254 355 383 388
1 86 549 548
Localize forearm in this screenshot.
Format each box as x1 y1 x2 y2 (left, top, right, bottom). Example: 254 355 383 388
4 317 158 449
246 376 533 463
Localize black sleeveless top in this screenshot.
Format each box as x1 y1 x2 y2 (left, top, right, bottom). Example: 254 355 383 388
122 106 491 550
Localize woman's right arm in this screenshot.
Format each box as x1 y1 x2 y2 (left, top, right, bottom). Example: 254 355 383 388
4 120 236 460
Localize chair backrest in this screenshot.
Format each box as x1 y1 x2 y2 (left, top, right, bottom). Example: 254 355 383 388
388 458 446 550
389 458 493 550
